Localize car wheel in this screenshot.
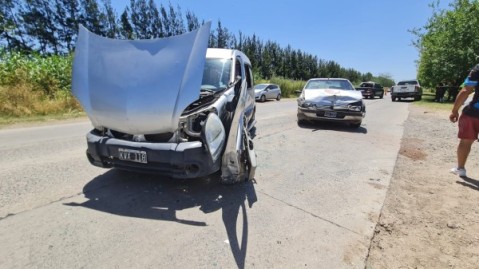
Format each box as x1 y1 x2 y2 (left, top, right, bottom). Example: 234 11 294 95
350 121 361 128
414 96 422 101
380 94 383 99
392 97 396 102
276 94 281 101
260 95 266 102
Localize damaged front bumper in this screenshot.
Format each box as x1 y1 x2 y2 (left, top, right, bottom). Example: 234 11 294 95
297 107 364 123
85 131 220 179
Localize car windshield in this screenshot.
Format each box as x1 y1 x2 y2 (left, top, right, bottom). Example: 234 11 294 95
360 83 373 87
398 80 418 86
201 58 232 91
304 79 354 91
254 84 268 90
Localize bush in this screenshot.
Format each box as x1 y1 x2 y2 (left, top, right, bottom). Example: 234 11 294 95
256 76 306 97
0 49 79 117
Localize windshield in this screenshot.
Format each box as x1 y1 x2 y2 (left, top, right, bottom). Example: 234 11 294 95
254 84 268 90
360 83 373 87
201 58 232 91
304 79 355 91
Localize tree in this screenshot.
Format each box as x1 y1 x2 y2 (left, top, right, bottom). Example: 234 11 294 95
413 0 479 87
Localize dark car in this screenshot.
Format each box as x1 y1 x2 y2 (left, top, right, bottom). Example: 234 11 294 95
357 81 384 99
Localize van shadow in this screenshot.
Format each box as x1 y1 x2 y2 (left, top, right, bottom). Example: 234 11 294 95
64 169 257 269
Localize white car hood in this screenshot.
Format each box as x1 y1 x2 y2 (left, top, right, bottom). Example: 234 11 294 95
72 22 211 135
304 88 362 103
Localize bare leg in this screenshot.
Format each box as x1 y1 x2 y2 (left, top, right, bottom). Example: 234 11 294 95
457 139 475 168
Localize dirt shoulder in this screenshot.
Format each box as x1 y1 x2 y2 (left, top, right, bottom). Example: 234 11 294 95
366 105 479 268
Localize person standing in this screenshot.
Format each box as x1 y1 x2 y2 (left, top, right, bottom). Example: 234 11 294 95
450 64 479 177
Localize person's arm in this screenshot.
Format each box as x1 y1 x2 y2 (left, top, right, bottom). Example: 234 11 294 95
450 86 474 122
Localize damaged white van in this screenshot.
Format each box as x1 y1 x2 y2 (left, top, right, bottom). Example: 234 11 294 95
72 23 256 184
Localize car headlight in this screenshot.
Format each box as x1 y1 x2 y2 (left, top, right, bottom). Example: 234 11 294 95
347 101 363 111
202 113 226 162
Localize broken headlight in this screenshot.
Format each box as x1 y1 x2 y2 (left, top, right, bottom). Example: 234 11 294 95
347 101 363 112
202 113 226 162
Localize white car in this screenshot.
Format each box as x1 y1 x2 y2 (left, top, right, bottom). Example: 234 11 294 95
254 83 281 102
297 78 366 128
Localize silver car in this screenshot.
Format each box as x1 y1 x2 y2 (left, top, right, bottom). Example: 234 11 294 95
72 23 256 184
254 83 281 102
297 78 366 128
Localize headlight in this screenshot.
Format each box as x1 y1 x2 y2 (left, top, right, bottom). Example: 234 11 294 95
202 113 226 162
347 101 363 111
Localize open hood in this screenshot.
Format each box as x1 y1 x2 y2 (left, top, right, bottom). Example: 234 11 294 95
72 22 211 135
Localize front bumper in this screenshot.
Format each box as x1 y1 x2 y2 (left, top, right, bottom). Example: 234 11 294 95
85 131 220 179
391 92 421 97
297 107 364 123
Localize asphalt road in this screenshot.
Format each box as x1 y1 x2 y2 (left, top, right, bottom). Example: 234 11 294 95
0 97 409 268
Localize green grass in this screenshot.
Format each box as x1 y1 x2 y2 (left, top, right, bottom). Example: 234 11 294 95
412 90 454 111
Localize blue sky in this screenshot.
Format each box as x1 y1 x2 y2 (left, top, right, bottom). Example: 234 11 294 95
112 0 454 82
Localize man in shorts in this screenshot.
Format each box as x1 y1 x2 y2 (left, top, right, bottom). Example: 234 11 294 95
450 64 479 177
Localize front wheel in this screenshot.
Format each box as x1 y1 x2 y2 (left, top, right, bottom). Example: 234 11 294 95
260 95 266 102
392 97 397 102
276 94 281 101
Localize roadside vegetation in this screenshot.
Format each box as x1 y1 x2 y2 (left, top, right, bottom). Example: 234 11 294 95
0 50 82 125
0 0 395 123
1 0 475 123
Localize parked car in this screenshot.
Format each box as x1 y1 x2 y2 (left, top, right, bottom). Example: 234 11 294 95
72 23 257 184
297 78 366 128
254 83 281 102
390 80 422 101
357 81 384 99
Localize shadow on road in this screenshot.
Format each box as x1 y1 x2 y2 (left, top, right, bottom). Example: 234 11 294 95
297 121 368 134
456 176 479 191
64 169 257 269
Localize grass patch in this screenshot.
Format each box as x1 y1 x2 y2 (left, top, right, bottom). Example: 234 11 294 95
412 91 454 111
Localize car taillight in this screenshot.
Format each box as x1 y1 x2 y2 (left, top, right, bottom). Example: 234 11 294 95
415 85 420 92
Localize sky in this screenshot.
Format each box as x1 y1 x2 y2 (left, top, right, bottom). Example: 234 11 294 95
112 0 455 82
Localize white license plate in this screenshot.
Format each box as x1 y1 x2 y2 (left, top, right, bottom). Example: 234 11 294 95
118 148 147 164
324 111 337 118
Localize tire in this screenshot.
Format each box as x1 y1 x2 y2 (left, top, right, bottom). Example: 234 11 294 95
414 95 422 101
380 93 384 99
392 97 397 102
276 94 281 101
260 95 266 102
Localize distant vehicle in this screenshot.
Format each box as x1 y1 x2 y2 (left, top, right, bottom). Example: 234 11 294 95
297 78 366 128
254 83 281 102
357 81 384 99
390 80 422 101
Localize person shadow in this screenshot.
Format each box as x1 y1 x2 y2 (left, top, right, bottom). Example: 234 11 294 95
64 169 257 269
456 176 479 191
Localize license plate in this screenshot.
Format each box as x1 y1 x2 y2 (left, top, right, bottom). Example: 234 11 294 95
118 148 147 164
324 111 337 118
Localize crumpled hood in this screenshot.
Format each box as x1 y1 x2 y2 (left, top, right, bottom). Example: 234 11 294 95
72 22 211 135
304 88 362 105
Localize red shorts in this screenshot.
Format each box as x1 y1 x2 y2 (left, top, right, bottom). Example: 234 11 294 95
458 113 479 139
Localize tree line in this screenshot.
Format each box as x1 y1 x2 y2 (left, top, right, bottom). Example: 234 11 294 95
413 0 479 88
1 0 394 85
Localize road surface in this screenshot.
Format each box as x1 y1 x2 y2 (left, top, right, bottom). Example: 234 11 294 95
0 97 409 268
